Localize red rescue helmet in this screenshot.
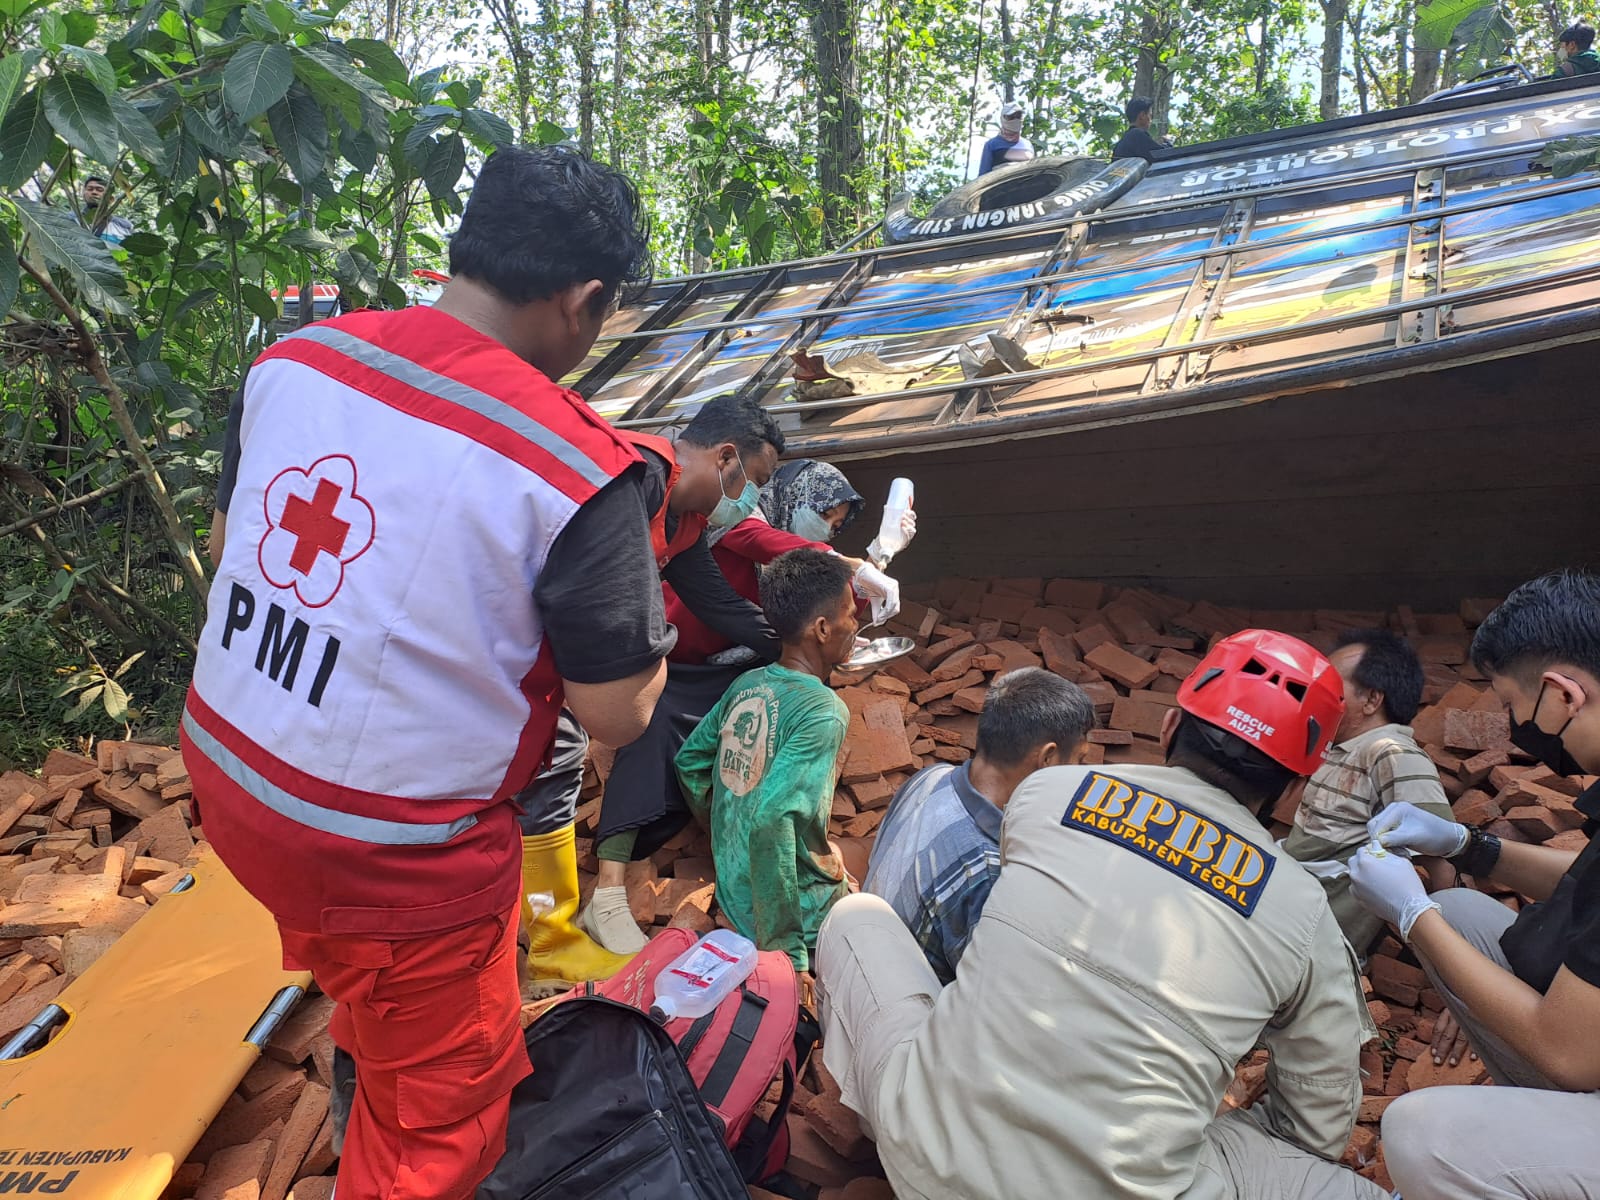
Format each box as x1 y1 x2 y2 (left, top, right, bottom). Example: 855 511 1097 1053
1175 629 1345 776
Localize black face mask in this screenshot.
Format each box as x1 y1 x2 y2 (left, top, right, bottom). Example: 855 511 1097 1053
1508 681 1586 777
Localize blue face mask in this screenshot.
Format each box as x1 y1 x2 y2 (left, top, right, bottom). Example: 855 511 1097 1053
789 507 836 543
708 452 761 528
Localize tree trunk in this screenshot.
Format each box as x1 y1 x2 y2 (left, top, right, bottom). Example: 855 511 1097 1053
539 0 562 119
1133 3 1176 131
808 0 863 244
1028 0 1064 126
610 0 629 168
484 0 538 138
1319 0 1348 119
578 0 596 154
998 0 1017 101
1349 3 1371 111
1410 48 1441 102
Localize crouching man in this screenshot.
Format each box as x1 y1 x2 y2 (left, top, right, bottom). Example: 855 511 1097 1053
816 631 1385 1200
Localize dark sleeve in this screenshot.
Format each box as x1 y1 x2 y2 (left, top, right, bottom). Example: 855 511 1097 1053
216 383 245 514
661 533 782 662
977 140 998 176
535 461 676 684
1562 849 1600 988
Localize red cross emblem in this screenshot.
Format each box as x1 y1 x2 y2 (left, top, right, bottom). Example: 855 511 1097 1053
258 456 375 608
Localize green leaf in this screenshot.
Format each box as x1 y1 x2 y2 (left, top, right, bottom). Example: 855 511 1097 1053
241 3 279 39
65 683 104 722
423 130 465 202
117 230 166 255
461 106 514 151
101 679 129 722
292 44 388 125
42 72 120 164
109 93 168 169
239 280 279 321
266 81 328 182
0 87 52 189
171 285 219 322
343 37 409 86
281 226 336 252
0 48 39 122
333 246 378 299
61 9 96 43
341 124 377 172
1537 134 1600 179
62 46 118 97
14 197 128 313
0 225 17 316
224 40 294 121
534 119 568 145
1414 0 1491 52
37 9 65 48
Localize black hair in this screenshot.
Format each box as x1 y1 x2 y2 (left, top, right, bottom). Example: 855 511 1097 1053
759 549 855 643
976 668 1096 767
1470 569 1600 684
1332 628 1424 724
447 145 653 311
1561 21 1594 48
1166 712 1295 813
680 394 786 458
1125 97 1153 123
84 175 107 187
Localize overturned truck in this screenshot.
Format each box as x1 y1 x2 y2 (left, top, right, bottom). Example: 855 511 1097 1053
570 74 1600 611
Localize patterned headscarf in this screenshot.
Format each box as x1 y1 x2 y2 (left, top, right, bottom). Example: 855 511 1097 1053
759 459 865 539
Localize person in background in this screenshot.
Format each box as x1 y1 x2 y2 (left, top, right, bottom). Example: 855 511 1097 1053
978 101 1036 175
1351 570 1600 1200
81 176 134 245
576 456 907 956
817 630 1383 1200
1284 628 1456 959
865 668 1095 983
1111 96 1172 161
190 145 669 1199
675 549 859 983
1553 21 1600 76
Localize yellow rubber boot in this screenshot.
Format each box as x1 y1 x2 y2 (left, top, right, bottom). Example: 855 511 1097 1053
520 826 634 995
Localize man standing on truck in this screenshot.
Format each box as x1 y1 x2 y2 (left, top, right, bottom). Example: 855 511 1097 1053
978 101 1036 175
1112 96 1173 161
1350 569 1600 1200
188 145 672 1200
816 630 1386 1200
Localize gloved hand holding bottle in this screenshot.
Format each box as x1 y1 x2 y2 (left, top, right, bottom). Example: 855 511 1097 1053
852 562 901 626
867 478 916 568
1367 801 1470 856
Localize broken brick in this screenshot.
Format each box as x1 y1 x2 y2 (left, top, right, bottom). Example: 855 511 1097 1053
1083 643 1160 691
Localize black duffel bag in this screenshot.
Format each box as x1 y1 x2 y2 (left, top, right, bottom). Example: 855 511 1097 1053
477 997 748 1200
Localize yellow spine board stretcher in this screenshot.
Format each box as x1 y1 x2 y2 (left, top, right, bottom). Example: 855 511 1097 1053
0 848 312 1198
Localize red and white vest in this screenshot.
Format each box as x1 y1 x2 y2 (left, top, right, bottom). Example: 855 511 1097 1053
621 431 707 568
182 307 640 937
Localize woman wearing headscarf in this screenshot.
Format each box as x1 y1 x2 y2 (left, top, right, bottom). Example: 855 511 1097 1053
578 459 916 953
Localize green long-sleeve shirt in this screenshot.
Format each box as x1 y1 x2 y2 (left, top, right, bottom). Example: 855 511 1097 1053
675 663 849 970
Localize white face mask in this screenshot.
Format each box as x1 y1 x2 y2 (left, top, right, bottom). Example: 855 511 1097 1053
789 507 835 543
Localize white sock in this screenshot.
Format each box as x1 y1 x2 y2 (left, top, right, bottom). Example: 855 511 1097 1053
583 885 648 954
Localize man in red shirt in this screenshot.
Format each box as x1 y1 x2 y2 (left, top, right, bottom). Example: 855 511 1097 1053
196 146 669 1199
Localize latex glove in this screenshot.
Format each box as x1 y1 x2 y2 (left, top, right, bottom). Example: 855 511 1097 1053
1350 845 1440 942
1368 802 1469 857
866 510 917 567
852 562 900 626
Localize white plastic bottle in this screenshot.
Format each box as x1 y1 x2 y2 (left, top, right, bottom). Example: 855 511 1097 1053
869 477 915 568
649 930 759 1023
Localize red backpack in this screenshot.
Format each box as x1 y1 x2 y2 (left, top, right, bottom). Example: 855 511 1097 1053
561 928 818 1183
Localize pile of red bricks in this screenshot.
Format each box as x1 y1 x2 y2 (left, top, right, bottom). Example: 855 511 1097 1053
5 575 1592 1198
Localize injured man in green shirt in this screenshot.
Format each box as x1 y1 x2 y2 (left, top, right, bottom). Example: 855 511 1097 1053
676 548 858 976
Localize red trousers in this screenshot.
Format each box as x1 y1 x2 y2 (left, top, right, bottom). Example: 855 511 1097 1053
278 911 529 1199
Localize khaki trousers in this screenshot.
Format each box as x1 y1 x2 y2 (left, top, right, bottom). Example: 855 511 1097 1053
1382 888 1600 1200
815 893 1383 1200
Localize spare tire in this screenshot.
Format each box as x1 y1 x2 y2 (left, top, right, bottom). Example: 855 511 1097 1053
884 155 1148 244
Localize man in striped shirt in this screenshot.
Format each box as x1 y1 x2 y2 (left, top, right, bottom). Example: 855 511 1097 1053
1284 628 1456 956
864 669 1095 982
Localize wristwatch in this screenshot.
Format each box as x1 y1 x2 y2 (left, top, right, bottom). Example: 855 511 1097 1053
1450 825 1503 877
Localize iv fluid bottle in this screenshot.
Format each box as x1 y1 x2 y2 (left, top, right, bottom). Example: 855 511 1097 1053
649 930 759 1023
871 478 915 567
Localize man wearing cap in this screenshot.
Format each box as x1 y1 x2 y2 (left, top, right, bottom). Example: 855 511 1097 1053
978 101 1036 175
816 630 1383 1199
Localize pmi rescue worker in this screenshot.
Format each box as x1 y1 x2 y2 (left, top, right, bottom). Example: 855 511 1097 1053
1112 96 1174 161
864 668 1096 983
1284 629 1456 959
817 630 1387 1200
1349 570 1600 1200
188 146 673 1200
516 394 790 980
977 101 1036 175
1552 21 1600 77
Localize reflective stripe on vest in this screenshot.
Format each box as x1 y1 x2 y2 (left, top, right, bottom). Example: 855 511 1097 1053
181 708 478 847
275 325 617 492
